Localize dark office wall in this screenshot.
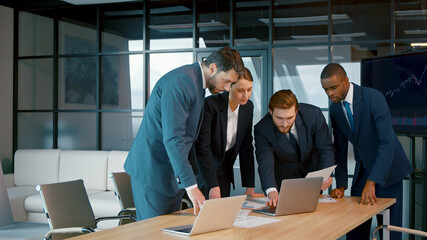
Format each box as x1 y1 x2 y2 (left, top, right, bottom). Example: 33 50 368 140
0 5 13 174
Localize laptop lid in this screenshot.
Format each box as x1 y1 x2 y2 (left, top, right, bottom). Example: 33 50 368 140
255 177 322 216
0 164 14 229
162 195 246 236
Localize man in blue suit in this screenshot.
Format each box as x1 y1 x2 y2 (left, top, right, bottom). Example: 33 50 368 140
320 63 412 240
124 47 245 220
254 90 335 207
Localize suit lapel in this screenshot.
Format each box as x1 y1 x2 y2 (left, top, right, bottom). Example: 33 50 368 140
294 113 305 161
331 102 355 143
234 104 248 152
352 84 362 140
271 118 299 162
219 92 229 154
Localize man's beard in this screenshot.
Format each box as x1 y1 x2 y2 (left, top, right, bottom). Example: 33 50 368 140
207 73 220 94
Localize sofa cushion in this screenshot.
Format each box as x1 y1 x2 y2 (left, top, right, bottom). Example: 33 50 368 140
59 151 109 191
24 193 44 213
7 186 38 221
14 149 62 186
106 151 128 191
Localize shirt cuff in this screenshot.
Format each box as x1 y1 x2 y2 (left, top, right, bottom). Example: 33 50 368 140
266 187 278 196
185 184 198 191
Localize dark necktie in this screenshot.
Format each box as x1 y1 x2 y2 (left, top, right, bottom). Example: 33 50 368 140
343 101 354 131
288 131 301 161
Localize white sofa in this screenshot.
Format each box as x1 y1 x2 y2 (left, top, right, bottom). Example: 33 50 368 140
5 149 129 227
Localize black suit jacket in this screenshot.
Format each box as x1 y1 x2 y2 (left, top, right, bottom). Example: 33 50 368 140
254 103 334 192
195 92 255 190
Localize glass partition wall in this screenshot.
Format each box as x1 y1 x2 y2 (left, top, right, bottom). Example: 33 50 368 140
13 1 426 237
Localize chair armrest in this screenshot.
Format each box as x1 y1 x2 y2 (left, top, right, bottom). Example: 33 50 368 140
44 227 95 240
4 173 15 188
95 214 137 224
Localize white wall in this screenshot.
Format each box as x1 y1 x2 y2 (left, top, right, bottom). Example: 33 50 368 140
0 5 13 173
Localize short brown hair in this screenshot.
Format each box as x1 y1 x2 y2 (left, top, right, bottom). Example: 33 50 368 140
269 89 299 111
204 47 245 76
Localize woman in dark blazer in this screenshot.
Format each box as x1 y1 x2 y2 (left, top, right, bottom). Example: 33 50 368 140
195 67 263 199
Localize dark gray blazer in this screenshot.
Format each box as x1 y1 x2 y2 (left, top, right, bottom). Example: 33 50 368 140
254 103 334 192
124 62 205 197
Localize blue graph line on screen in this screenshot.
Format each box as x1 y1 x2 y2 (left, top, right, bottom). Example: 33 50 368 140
384 66 427 98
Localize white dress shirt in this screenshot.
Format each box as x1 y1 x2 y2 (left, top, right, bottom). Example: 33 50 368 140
226 104 240 151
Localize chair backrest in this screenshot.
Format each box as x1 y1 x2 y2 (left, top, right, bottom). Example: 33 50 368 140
111 172 135 210
37 179 97 230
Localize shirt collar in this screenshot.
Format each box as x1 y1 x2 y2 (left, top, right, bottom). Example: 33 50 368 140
228 103 240 116
198 62 206 89
343 82 354 105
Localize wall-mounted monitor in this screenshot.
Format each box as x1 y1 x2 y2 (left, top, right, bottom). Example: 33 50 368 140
361 51 427 135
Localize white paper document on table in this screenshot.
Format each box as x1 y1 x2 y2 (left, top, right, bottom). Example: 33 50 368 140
305 165 337 182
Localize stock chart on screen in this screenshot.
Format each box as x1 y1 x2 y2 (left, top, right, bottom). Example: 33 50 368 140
361 51 427 135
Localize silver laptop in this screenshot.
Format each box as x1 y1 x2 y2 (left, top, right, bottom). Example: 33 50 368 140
162 195 246 236
0 163 14 229
254 177 322 216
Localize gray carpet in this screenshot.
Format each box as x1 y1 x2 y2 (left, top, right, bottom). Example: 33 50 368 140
0 221 50 240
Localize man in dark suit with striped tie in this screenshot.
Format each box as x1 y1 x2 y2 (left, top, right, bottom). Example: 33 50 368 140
254 89 335 207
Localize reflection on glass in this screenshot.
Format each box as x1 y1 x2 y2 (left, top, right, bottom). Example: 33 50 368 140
59 21 97 55
242 56 263 125
102 112 142 150
273 47 328 108
395 1 427 40
58 57 97 110
332 1 391 42
198 1 230 48
235 0 269 46
101 54 143 110
58 112 96 150
102 2 144 52
18 113 53 149
149 52 193 94
273 1 328 44
149 1 193 50
18 59 53 110
130 54 144 109
18 12 53 56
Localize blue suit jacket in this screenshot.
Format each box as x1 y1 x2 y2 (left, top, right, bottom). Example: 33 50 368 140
124 63 205 197
331 83 412 189
254 103 334 192
195 92 255 190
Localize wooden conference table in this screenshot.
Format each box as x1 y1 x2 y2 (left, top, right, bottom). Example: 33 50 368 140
70 196 395 240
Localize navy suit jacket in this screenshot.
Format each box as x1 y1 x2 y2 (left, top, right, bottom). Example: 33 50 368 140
331 83 412 189
254 103 334 192
195 92 255 190
124 63 205 197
